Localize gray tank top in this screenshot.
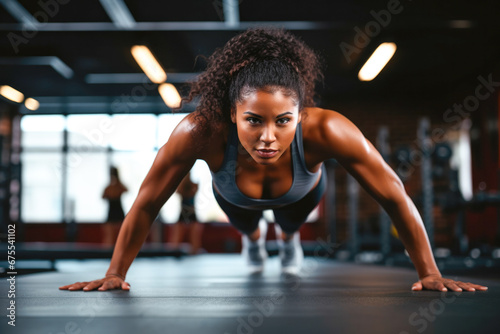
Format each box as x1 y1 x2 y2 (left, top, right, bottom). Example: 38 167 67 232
211 122 324 209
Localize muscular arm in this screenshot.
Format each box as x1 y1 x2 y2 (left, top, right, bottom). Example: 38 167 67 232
107 115 202 277
60 114 205 291
317 110 487 291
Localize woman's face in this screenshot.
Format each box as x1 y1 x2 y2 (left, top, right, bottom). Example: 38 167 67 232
231 88 301 165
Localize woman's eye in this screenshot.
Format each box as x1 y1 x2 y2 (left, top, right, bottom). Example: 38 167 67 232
277 118 290 124
247 117 260 124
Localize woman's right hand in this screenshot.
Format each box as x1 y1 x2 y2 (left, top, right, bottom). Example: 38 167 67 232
59 274 130 291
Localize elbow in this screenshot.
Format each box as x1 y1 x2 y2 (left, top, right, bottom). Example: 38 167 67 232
130 195 161 223
379 177 408 213
139 201 161 220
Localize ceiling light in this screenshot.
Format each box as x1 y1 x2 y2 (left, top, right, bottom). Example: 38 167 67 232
131 45 167 84
358 42 397 81
25 97 40 110
0 85 24 103
159 83 181 109
449 20 473 29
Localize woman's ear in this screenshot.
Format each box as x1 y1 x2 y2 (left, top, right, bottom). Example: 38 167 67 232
230 108 236 123
297 110 302 123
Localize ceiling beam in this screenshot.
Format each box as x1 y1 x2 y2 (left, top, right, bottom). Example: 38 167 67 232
0 56 74 79
0 20 341 31
85 73 200 84
223 0 240 28
0 0 39 27
98 0 136 29
18 96 198 114
0 19 479 32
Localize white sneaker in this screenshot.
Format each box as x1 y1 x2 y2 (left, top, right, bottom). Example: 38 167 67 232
275 224 303 275
241 219 268 273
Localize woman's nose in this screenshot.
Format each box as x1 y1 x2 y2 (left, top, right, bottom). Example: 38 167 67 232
260 125 276 144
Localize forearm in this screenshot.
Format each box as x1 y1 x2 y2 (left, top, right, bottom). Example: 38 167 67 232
106 206 157 278
385 196 441 279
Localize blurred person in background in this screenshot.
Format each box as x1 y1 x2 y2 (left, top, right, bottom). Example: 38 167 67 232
170 171 203 254
102 166 128 247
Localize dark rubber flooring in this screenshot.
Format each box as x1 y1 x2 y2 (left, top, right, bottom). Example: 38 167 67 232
0 254 498 334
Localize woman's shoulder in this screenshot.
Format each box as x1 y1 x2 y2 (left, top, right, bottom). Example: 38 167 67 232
302 108 367 158
301 107 366 159
303 106 349 122
178 111 227 135
167 111 229 160
301 107 348 138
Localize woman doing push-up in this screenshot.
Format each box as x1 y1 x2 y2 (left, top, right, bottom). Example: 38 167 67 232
60 28 487 293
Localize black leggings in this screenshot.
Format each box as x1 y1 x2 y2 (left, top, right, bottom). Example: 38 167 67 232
213 171 326 235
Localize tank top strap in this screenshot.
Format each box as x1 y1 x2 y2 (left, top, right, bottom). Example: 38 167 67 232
293 122 316 176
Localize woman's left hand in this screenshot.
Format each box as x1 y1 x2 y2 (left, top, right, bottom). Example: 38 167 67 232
412 274 488 292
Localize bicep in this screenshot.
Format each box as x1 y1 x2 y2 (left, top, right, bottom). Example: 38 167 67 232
323 113 406 207
339 140 406 208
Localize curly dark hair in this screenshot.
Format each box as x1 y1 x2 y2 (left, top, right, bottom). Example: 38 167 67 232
183 28 323 127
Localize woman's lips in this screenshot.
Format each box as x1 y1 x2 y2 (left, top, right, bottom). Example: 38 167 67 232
256 149 278 158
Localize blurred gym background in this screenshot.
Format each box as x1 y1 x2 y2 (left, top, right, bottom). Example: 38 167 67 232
1 0 500 277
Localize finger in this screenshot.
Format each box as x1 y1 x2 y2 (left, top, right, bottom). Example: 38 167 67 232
455 282 474 292
122 282 131 290
59 284 74 290
83 280 104 291
412 281 422 291
465 282 488 291
459 282 488 292
473 284 488 291
97 281 112 291
444 281 462 292
424 281 447 292
98 280 119 291
62 282 89 291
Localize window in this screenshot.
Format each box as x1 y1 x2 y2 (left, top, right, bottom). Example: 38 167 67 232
109 114 157 151
21 152 63 222
21 115 64 148
157 113 188 147
66 152 108 222
20 113 229 224
67 114 111 148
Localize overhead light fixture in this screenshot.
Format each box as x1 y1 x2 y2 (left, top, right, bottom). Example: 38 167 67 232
0 85 24 103
358 42 397 81
159 83 181 109
449 20 473 29
25 97 40 110
131 45 167 84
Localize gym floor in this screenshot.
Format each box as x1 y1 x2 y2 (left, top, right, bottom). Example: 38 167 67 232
1 254 498 334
